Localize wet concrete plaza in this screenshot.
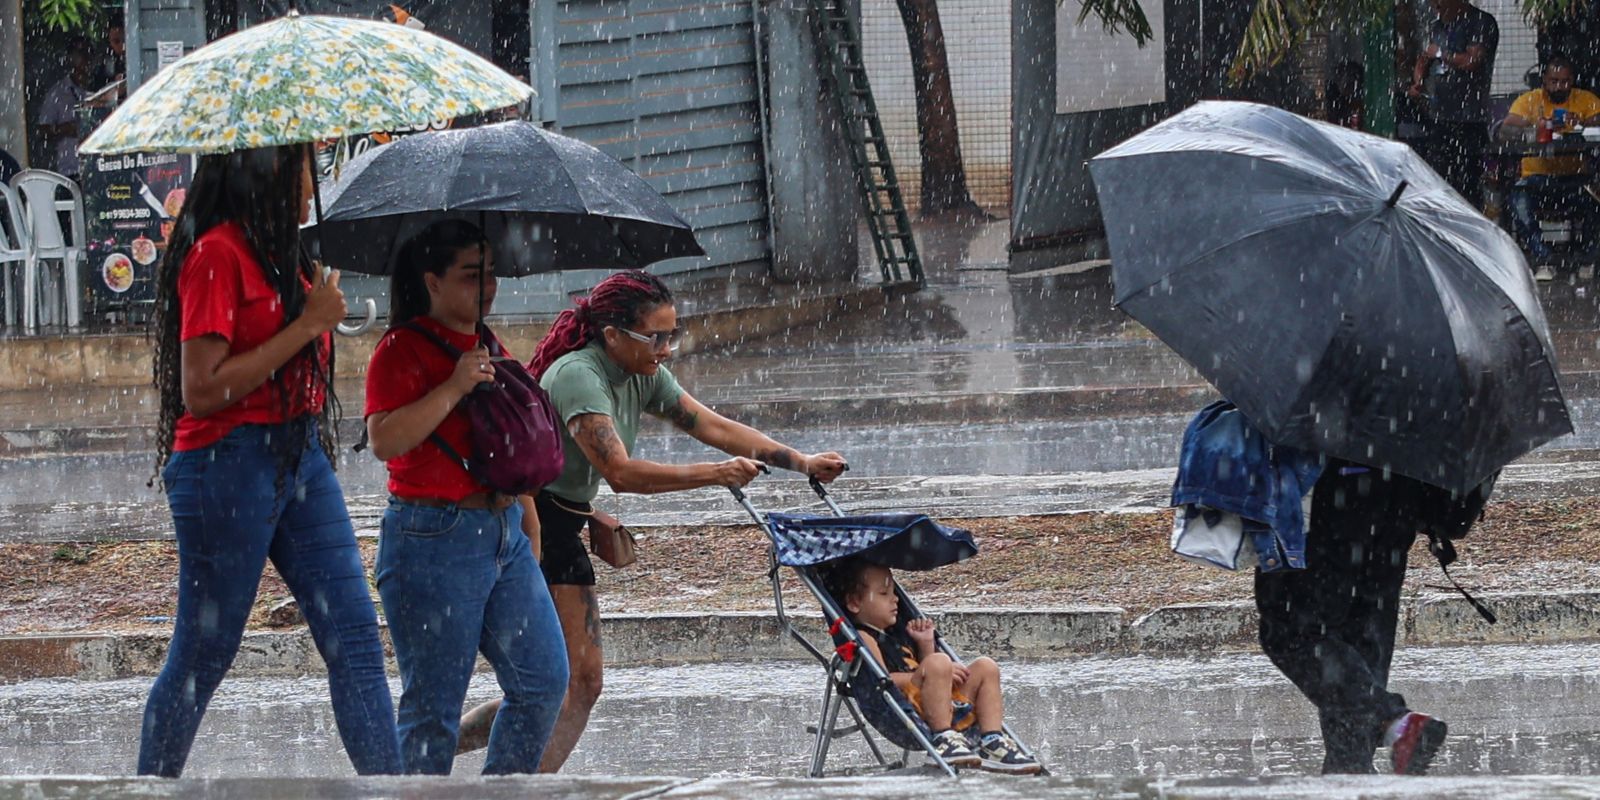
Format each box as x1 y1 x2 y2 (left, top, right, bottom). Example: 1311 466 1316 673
5 224 1600 799
3 643 1600 783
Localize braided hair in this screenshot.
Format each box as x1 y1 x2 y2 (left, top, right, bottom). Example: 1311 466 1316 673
150 144 339 485
528 270 673 380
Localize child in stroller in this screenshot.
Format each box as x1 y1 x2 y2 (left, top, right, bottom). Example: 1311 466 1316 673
824 557 1041 774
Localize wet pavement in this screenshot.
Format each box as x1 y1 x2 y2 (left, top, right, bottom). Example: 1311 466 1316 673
10 432 1600 542
4 232 1600 797
2 643 1600 781
4 774 1598 799
9 221 1600 442
6 223 1600 545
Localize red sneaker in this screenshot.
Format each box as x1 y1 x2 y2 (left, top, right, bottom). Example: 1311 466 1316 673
1390 712 1448 775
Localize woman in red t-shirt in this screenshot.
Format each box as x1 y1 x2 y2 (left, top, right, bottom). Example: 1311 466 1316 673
139 145 401 777
363 220 567 775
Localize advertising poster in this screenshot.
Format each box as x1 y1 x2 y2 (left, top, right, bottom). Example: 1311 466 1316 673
313 119 452 183
80 151 193 308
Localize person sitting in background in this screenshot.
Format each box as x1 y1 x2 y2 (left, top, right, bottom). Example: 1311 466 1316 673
91 18 127 103
1499 56 1600 281
37 43 91 180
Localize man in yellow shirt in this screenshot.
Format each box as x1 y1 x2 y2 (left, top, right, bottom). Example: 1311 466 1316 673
1500 56 1600 280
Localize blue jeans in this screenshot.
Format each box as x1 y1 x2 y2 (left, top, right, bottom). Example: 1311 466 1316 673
139 422 402 777
1509 174 1600 262
377 497 568 774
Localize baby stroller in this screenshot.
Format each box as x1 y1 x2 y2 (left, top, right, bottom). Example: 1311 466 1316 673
729 477 1047 777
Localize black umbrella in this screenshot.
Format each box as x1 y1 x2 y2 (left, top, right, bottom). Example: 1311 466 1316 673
313 120 705 277
1089 101 1572 493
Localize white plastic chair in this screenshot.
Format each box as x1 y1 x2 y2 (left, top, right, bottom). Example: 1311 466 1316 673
0 183 28 328
10 169 87 331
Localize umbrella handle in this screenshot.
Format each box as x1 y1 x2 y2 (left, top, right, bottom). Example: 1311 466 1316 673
336 298 379 337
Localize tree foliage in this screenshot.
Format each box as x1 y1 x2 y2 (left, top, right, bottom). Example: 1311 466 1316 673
31 0 102 32
1073 0 1588 80
1071 0 1156 47
1231 0 1583 81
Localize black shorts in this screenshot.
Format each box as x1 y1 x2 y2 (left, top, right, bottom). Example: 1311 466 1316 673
537 491 596 587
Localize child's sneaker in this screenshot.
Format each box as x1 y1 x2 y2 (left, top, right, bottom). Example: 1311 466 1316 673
926 729 981 768
1389 712 1448 775
977 732 1043 775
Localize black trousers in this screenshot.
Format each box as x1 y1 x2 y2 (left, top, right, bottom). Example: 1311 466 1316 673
1417 122 1488 207
1255 468 1418 774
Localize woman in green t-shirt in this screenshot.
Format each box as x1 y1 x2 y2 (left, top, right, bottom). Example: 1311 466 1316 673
457 269 847 769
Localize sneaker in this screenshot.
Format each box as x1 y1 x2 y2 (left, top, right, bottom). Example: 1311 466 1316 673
1535 264 1558 282
977 732 1043 775
1390 712 1448 775
926 729 981 769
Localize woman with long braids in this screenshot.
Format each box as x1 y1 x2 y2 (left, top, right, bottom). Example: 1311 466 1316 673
363 220 567 774
458 269 847 770
141 145 401 776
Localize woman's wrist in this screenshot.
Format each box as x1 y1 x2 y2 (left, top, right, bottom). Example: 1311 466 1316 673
443 379 474 401
285 315 326 346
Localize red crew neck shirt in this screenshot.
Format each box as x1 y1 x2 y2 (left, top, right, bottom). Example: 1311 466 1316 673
173 222 328 452
365 316 503 502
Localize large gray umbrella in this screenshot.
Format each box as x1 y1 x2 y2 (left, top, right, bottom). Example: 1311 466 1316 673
1089 100 1571 493
313 120 704 276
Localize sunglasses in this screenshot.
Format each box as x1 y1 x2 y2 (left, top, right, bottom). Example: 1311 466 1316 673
617 326 683 351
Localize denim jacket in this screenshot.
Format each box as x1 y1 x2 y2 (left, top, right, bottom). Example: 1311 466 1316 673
1172 401 1323 571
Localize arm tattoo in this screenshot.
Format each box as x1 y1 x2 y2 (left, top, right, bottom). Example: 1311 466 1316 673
571 414 627 467
759 447 800 471
662 397 699 432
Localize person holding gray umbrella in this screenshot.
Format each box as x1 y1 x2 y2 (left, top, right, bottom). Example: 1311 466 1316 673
1254 460 1491 774
363 220 568 774
1091 101 1573 774
315 119 846 771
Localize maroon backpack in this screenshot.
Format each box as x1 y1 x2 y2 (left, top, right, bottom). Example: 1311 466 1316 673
403 321 565 495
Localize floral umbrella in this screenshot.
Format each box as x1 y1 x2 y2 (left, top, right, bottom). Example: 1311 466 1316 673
79 11 531 156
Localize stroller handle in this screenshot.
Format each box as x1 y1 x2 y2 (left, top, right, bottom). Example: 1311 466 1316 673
727 463 772 503
807 463 850 498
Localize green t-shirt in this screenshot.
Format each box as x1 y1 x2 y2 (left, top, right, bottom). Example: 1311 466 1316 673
540 342 685 502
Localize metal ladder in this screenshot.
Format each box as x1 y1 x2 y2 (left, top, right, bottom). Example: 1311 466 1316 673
811 0 925 288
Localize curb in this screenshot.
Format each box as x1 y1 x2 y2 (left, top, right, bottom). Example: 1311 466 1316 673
4 591 1598 683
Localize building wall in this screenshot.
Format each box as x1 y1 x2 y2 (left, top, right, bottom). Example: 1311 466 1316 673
0 0 24 164
860 0 1012 216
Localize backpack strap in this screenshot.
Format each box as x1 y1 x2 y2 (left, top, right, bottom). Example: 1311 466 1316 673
401 319 465 359
396 320 474 479
426 431 473 478
1425 534 1497 624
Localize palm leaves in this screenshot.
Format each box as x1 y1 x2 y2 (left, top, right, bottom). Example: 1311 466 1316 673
1071 0 1156 47
1232 0 1582 81
1230 0 1389 81
1073 0 1589 81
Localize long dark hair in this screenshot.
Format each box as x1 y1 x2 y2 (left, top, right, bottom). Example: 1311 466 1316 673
527 270 673 380
151 144 338 482
388 219 489 328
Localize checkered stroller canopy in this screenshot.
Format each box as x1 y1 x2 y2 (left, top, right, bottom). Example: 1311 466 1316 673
764 512 978 570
